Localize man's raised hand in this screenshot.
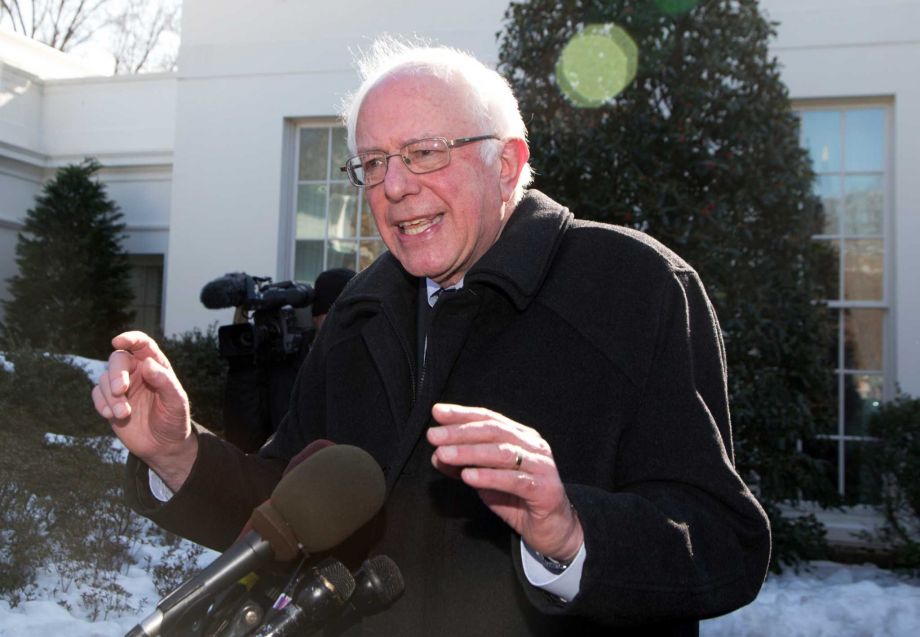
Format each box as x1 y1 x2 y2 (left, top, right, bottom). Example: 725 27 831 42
91 331 197 491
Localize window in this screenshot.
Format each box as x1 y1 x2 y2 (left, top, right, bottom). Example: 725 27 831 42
127 254 164 335
797 103 891 502
292 125 385 283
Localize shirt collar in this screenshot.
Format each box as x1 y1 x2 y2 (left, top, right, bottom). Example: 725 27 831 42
425 276 465 307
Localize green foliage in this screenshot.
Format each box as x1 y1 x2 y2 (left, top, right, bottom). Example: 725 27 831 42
0 351 206 615
499 0 837 566
866 394 920 571
148 530 207 597
761 501 828 574
0 348 107 439
1 158 135 359
160 324 228 432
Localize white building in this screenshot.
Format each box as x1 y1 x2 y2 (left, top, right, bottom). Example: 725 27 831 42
1 0 917 505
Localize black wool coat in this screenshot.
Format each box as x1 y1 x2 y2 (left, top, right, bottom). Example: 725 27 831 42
127 190 771 636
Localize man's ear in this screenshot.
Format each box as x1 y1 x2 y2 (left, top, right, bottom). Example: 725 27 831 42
498 138 530 203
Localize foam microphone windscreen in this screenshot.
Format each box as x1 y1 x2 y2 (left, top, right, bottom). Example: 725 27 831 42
283 439 335 477
271 445 385 553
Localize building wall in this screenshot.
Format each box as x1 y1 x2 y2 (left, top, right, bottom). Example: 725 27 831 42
2 1 917 398
763 0 920 395
164 0 510 333
0 39 176 326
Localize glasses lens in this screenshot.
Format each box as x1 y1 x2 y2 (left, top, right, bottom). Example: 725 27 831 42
348 153 384 186
403 138 450 173
344 159 364 186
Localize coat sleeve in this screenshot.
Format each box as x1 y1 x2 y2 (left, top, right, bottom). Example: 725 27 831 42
521 268 771 625
122 323 337 551
124 424 286 551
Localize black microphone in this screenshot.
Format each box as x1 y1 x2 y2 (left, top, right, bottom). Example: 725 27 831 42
200 272 253 309
251 556 403 637
252 558 356 636
347 555 405 618
125 445 385 637
259 280 315 310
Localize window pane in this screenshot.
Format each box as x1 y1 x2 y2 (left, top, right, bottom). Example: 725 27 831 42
843 239 883 301
815 175 841 235
801 437 840 496
801 110 841 172
820 238 841 301
327 183 359 238
331 127 352 173
843 175 883 236
843 441 880 506
358 198 379 238
327 239 358 271
299 129 329 181
358 239 387 270
294 239 325 282
826 307 840 369
843 373 882 436
843 308 883 371
844 109 885 172
296 184 327 239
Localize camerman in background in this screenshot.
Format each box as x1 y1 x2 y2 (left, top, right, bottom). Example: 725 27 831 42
224 267 355 452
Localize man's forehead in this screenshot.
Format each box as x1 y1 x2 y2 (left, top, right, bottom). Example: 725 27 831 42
356 72 476 148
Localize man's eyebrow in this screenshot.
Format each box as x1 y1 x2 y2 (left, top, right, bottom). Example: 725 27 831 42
356 133 441 154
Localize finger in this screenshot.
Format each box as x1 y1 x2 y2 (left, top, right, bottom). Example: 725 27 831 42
91 382 115 420
94 368 132 419
137 357 187 415
427 420 550 456
460 465 550 503
431 403 506 426
434 443 552 475
111 331 172 369
105 350 138 397
430 451 464 479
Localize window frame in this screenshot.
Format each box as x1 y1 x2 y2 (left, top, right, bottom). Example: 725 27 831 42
280 119 381 284
794 97 895 499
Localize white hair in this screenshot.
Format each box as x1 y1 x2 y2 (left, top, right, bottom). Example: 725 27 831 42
340 36 533 205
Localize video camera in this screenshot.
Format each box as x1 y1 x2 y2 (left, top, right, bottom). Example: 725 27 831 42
200 272 315 366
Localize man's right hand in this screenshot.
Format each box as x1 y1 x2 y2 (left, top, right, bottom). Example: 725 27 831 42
91 331 198 492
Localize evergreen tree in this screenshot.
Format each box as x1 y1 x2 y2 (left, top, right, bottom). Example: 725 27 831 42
2 159 135 358
499 0 837 568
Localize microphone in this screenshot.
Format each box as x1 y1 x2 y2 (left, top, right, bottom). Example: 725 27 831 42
201 273 315 311
126 445 385 637
259 280 315 310
200 272 253 309
347 555 405 618
252 558 356 636
251 556 403 637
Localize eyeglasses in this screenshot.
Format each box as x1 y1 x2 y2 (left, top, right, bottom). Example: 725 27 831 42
340 134 499 187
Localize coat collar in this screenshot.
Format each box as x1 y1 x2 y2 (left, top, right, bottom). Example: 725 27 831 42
336 189 573 315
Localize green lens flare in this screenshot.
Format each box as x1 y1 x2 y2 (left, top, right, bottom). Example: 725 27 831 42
654 0 700 16
555 23 639 108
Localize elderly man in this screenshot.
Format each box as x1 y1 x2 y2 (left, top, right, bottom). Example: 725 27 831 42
93 40 770 636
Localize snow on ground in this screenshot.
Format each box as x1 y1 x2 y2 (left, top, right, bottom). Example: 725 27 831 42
2 356 918 635
702 561 920 637
0 556 917 635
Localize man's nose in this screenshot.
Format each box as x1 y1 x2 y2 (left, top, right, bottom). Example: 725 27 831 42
383 153 419 200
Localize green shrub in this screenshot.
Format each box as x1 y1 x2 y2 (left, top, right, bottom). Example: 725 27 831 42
866 394 920 571
0 344 217 618
1 159 135 359
498 0 838 569
762 501 828 574
0 348 105 440
160 325 227 433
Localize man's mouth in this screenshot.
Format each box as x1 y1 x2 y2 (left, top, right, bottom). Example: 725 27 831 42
398 214 444 236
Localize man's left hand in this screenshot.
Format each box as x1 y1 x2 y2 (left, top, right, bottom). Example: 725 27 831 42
427 403 583 562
